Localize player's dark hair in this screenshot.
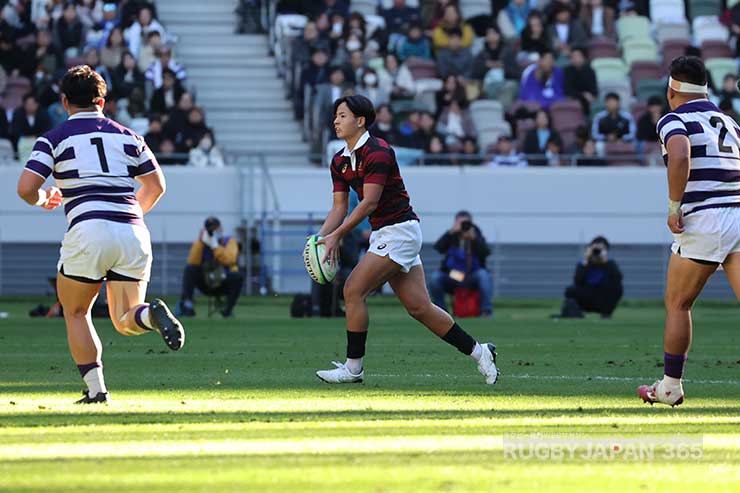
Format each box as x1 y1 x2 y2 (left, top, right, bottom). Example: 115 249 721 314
333 95 376 128
61 65 107 107
669 56 707 87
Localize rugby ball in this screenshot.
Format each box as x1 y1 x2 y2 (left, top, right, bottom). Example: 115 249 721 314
303 234 339 284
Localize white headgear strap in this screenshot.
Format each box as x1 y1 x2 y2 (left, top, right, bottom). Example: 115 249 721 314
668 76 707 94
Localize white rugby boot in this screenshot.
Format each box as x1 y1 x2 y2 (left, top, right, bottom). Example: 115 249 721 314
316 361 364 383
638 378 685 407
478 343 500 385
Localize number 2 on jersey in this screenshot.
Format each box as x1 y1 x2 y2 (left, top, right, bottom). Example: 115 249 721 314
90 137 109 172
709 116 736 154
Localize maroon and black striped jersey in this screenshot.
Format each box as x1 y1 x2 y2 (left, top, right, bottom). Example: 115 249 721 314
330 134 419 231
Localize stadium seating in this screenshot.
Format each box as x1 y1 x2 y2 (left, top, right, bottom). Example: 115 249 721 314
592 57 630 83
701 41 733 59
692 16 730 45
598 79 633 106
649 0 687 24
660 39 690 70
588 37 620 59
616 16 652 45
635 79 667 101
605 141 641 166
704 58 737 88
460 0 493 18
654 22 691 46
622 40 660 67
688 0 722 19
476 121 512 151
630 61 663 90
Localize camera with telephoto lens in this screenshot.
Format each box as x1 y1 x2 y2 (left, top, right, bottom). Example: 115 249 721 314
461 220 472 232
589 246 604 264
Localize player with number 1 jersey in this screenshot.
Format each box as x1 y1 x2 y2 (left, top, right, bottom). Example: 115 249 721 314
17 65 185 404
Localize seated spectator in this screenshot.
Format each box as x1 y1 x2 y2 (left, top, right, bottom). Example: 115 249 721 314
127 5 165 59
377 54 413 100
144 114 164 153
435 28 473 79
295 49 330 119
150 68 184 115
432 4 474 50
564 47 597 115
406 110 439 149
520 11 551 57
523 109 562 165
370 103 400 145
0 99 9 141
315 66 353 135
145 45 186 90
458 137 480 165
560 236 623 318
357 68 390 106
636 95 663 147
382 0 422 49
575 138 607 166
398 109 421 144
422 134 449 165
112 50 145 100
435 74 468 117
100 26 125 70
189 130 225 168
53 2 86 57
137 30 161 73
518 49 565 110
179 106 209 152
117 87 149 135
437 99 475 148
331 30 364 67
157 137 186 165
592 92 636 142
472 26 504 81
290 21 330 91
545 136 563 166
397 23 432 61
428 211 493 317
487 135 527 167
546 2 588 57
11 93 51 152
83 48 113 90
498 0 530 40
30 29 60 80
718 74 739 110
95 2 121 49
580 0 616 39
720 99 740 125
164 91 194 137
177 217 244 319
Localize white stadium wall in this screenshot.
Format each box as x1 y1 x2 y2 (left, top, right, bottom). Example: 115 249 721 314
0 166 674 245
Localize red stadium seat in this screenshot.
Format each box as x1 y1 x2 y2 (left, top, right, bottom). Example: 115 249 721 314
605 141 641 166
404 57 438 80
630 61 663 90
661 39 690 71
701 40 733 60
550 99 585 134
587 37 620 59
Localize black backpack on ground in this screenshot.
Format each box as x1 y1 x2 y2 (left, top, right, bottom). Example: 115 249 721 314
290 294 313 318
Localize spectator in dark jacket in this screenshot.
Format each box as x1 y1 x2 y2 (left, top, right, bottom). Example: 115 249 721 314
561 236 623 318
636 95 664 144
150 69 184 116
11 94 51 151
591 92 636 142
112 51 145 100
382 0 422 36
53 2 86 55
436 27 473 78
428 211 493 317
523 109 562 165
472 26 504 80
397 23 432 61
546 2 589 56
564 47 597 115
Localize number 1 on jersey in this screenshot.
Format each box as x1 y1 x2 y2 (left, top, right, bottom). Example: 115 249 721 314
90 137 109 172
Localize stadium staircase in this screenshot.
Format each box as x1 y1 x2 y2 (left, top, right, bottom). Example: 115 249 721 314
156 0 310 166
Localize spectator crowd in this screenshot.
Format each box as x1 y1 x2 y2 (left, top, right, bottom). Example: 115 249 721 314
0 0 221 166
276 0 740 167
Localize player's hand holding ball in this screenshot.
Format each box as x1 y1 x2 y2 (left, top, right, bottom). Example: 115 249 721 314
303 234 339 285
41 187 62 210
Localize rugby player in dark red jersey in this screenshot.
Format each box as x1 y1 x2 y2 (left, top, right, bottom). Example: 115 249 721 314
315 95 500 384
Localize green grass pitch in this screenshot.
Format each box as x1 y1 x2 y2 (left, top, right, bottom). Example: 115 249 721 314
1 296 739 492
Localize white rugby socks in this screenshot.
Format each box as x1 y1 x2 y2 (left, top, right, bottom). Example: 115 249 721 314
83 367 107 396
470 342 483 362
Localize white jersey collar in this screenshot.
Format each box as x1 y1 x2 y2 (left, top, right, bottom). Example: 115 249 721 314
341 131 370 171
68 110 104 120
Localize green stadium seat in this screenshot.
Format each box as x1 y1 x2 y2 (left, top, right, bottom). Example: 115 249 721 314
616 16 652 44
622 40 660 66
704 58 737 88
635 79 666 101
688 0 721 19
592 57 630 83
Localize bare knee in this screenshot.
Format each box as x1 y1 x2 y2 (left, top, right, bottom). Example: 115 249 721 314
406 301 432 321
343 282 367 305
665 292 694 312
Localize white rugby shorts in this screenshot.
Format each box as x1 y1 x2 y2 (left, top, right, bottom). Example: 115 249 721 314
671 207 740 263
368 219 423 273
58 220 152 282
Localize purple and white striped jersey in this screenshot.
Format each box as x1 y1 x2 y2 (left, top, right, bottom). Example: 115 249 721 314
24 111 159 230
657 99 740 217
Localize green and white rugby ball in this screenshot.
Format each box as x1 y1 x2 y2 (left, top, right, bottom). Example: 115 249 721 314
303 234 338 284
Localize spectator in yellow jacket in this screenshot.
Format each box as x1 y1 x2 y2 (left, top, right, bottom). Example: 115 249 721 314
177 217 243 318
432 4 474 50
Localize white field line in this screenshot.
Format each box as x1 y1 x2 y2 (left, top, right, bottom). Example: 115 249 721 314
373 373 740 385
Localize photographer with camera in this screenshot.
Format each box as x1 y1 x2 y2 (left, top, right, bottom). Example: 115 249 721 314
177 217 244 318
561 236 623 319
428 211 493 317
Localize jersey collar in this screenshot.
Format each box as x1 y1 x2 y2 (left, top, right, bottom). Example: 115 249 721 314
68 110 104 120
341 131 370 171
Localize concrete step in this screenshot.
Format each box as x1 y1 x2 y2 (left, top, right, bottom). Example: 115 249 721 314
208 119 301 133
176 44 268 57
182 54 276 68
205 108 297 121
186 66 278 79
158 2 235 14
189 79 285 94
197 97 292 111
163 24 234 36
163 11 234 24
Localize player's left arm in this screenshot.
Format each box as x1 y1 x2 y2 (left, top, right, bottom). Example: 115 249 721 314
665 134 691 234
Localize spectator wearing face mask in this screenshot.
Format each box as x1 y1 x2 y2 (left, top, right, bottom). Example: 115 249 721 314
189 130 224 168
357 68 389 106
369 104 400 145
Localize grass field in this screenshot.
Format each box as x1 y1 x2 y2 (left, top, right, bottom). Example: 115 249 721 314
0 296 739 492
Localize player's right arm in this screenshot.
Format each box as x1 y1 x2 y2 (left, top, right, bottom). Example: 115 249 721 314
665 134 691 234
135 166 166 214
17 137 61 209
